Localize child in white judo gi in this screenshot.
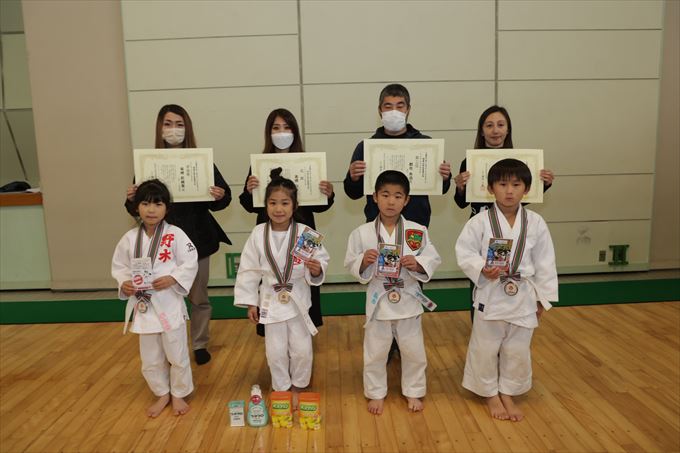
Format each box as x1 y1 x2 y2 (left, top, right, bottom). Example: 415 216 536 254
345 170 441 415
111 179 198 417
234 168 329 405
455 158 558 421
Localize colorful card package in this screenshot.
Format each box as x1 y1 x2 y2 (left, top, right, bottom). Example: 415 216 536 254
298 392 321 430
270 391 293 428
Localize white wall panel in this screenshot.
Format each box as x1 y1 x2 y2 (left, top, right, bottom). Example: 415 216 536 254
128 86 301 185
549 220 650 271
125 35 300 91
122 1 297 40
304 82 494 134
499 80 658 175
300 1 494 84
499 30 661 80
530 175 654 222
499 0 663 30
2 34 32 108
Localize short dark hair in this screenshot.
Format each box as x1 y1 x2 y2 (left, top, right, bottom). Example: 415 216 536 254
264 167 299 214
262 108 304 154
474 105 513 149
375 170 410 196
134 179 172 210
379 84 410 108
487 159 532 189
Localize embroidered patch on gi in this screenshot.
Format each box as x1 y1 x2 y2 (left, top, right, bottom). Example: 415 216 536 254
405 229 423 251
478 303 485 312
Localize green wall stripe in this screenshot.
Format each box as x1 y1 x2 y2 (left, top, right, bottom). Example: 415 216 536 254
1 278 678 325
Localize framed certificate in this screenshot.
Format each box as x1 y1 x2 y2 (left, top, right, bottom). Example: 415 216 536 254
250 152 328 208
363 139 445 195
133 148 215 203
465 149 544 203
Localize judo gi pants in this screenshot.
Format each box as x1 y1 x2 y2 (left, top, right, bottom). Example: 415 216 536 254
264 315 313 391
364 316 427 400
462 316 534 397
188 257 211 350
139 325 194 398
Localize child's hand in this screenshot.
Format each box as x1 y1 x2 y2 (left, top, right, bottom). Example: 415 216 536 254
246 175 260 194
401 255 424 273
126 184 137 202
481 266 502 280
305 259 322 277
360 249 379 272
536 302 545 319
247 306 259 324
121 280 136 296
152 275 177 290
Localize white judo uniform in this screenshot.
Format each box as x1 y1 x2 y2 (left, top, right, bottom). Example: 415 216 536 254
456 204 558 397
111 222 198 398
234 221 329 391
345 216 441 400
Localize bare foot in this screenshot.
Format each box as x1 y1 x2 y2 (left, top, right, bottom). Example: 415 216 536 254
367 398 384 415
406 397 424 412
171 395 191 416
147 393 170 418
499 393 523 422
486 394 509 420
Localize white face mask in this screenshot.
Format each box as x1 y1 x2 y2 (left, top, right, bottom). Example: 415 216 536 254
381 109 407 132
271 132 294 150
162 127 185 146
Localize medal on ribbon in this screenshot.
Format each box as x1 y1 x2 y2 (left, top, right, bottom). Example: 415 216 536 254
375 216 404 303
132 221 165 312
264 221 297 304
487 206 527 297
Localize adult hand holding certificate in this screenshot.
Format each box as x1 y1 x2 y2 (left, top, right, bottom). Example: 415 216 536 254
133 148 215 202
465 149 544 203
250 152 328 208
363 139 445 195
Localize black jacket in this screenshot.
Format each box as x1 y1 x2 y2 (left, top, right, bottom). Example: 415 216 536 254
125 164 232 258
342 125 451 227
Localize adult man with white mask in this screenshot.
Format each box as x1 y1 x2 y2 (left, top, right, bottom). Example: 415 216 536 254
343 84 452 227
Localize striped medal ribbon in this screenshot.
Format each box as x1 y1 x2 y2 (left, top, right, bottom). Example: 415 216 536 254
264 220 297 304
487 206 527 296
133 221 165 312
375 215 404 303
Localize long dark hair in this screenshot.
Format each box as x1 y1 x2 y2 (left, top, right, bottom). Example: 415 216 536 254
474 105 513 149
262 108 304 154
155 104 197 148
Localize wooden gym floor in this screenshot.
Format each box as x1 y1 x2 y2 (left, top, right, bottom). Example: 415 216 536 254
1 302 678 453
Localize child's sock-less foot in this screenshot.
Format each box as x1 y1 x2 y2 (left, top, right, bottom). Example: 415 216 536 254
406 397 424 412
367 398 384 415
486 394 509 420
147 393 170 418
499 393 523 421
171 395 191 416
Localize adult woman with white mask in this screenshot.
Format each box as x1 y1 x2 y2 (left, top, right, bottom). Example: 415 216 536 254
125 104 232 365
239 108 334 335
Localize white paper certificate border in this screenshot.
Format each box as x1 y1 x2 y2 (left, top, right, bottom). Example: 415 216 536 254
133 148 215 203
363 139 444 196
465 149 544 203
250 152 328 208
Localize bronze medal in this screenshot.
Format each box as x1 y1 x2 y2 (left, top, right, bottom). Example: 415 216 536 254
387 290 401 303
503 281 518 297
278 291 290 304
137 301 148 313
